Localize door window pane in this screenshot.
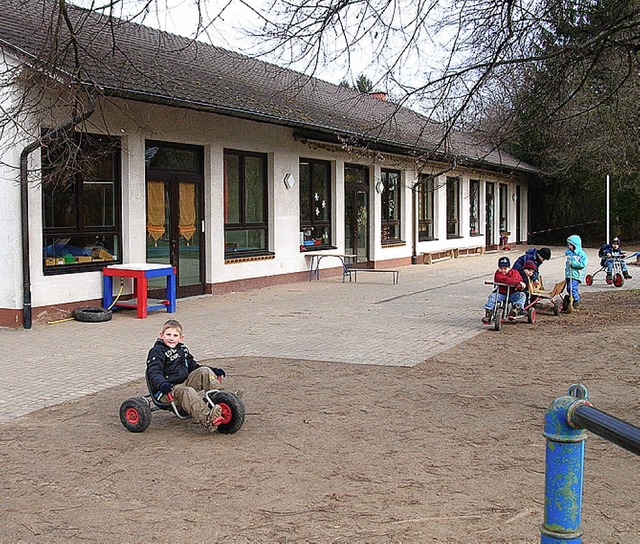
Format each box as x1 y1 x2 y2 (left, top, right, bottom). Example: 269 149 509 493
447 177 460 238
469 180 480 236
418 174 434 241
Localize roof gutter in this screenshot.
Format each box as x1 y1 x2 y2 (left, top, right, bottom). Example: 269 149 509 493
19 88 97 329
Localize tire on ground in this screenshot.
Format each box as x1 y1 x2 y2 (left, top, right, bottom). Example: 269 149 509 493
208 391 245 434
73 307 112 322
119 398 152 432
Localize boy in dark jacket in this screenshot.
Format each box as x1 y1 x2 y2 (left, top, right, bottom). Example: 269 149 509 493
598 237 632 281
146 319 227 432
482 256 527 323
513 247 551 285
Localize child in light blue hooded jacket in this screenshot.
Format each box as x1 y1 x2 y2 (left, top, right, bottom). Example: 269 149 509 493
565 234 588 307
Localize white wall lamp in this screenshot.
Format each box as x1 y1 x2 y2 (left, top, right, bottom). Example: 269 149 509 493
283 173 295 189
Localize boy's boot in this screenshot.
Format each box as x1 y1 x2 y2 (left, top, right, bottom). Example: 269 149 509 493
205 404 223 432
623 271 632 279
482 309 491 324
606 273 612 283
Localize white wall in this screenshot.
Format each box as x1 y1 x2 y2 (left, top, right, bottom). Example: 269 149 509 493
1 93 528 311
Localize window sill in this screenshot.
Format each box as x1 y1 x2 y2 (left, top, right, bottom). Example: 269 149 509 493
300 245 337 252
225 252 275 264
446 235 463 240
382 240 406 248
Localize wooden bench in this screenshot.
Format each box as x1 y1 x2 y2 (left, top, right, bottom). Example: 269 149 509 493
421 249 456 264
348 268 399 284
421 246 484 264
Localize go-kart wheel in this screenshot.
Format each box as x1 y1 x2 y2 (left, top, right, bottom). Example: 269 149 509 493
208 391 245 434
528 307 536 323
494 314 503 331
585 275 593 286
613 273 624 287
553 299 561 316
120 398 152 432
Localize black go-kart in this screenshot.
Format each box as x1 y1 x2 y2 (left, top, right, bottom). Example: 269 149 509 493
119 375 245 434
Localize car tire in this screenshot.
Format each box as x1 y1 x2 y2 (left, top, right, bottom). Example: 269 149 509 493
73 307 113 322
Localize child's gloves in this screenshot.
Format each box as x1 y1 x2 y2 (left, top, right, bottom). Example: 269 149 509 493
159 381 173 394
209 367 226 379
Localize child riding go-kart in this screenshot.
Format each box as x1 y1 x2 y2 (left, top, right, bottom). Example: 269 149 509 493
119 374 245 434
483 281 537 331
586 237 633 288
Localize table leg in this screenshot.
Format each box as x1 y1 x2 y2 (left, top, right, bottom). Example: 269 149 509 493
166 271 176 313
103 275 113 309
137 277 148 319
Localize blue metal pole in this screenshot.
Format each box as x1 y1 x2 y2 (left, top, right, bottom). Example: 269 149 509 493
540 389 591 543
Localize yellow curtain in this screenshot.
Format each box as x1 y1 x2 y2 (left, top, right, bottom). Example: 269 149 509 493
146 181 165 243
179 183 197 243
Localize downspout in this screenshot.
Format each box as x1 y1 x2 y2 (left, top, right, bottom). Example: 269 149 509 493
20 89 96 329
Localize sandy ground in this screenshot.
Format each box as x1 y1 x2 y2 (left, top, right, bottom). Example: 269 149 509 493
1 289 639 543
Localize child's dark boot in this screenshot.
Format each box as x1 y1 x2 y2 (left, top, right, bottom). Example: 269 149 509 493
623 271 632 279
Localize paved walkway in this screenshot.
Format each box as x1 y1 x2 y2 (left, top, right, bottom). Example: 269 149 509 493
1 246 634 423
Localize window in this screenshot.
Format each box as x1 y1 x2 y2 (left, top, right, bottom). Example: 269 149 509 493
446 176 461 238
469 180 481 236
499 183 509 233
224 150 268 256
381 168 402 243
299 158 332 250
42 133 121 273
418 174 435 241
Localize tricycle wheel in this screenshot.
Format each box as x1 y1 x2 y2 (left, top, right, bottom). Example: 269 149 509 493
120 398 152 432
527 307 536 324
493 312 502 331
553 299 561 316
208 391 245 434
613 273 624 287
585 274 593 286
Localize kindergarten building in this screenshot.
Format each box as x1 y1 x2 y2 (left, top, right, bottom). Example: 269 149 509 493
0 0 537 328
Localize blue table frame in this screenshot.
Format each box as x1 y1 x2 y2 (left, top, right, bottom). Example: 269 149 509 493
103 264 176 318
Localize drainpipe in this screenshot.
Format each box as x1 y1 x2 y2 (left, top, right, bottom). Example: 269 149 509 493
19 89 96 329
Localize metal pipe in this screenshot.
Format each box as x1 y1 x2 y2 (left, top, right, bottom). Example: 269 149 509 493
19 87 96 329
570 404 640 457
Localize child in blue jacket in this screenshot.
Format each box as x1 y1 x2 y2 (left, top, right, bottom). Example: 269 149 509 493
564 234 588 308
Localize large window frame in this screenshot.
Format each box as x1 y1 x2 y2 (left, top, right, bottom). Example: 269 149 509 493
381 168 402 244
42 132 122 274
446 176 461 238
299 158 333 251
469 179 481 237
224 149 270 257
417 174 435 241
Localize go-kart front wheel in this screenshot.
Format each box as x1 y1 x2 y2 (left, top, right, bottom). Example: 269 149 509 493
528 307 536 324
585 274 593 286
120 397 152 433
553 299 562 316
208 391 245 434
613 273 624 288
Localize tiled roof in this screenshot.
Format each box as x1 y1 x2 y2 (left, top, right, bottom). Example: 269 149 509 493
0 0 537 174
